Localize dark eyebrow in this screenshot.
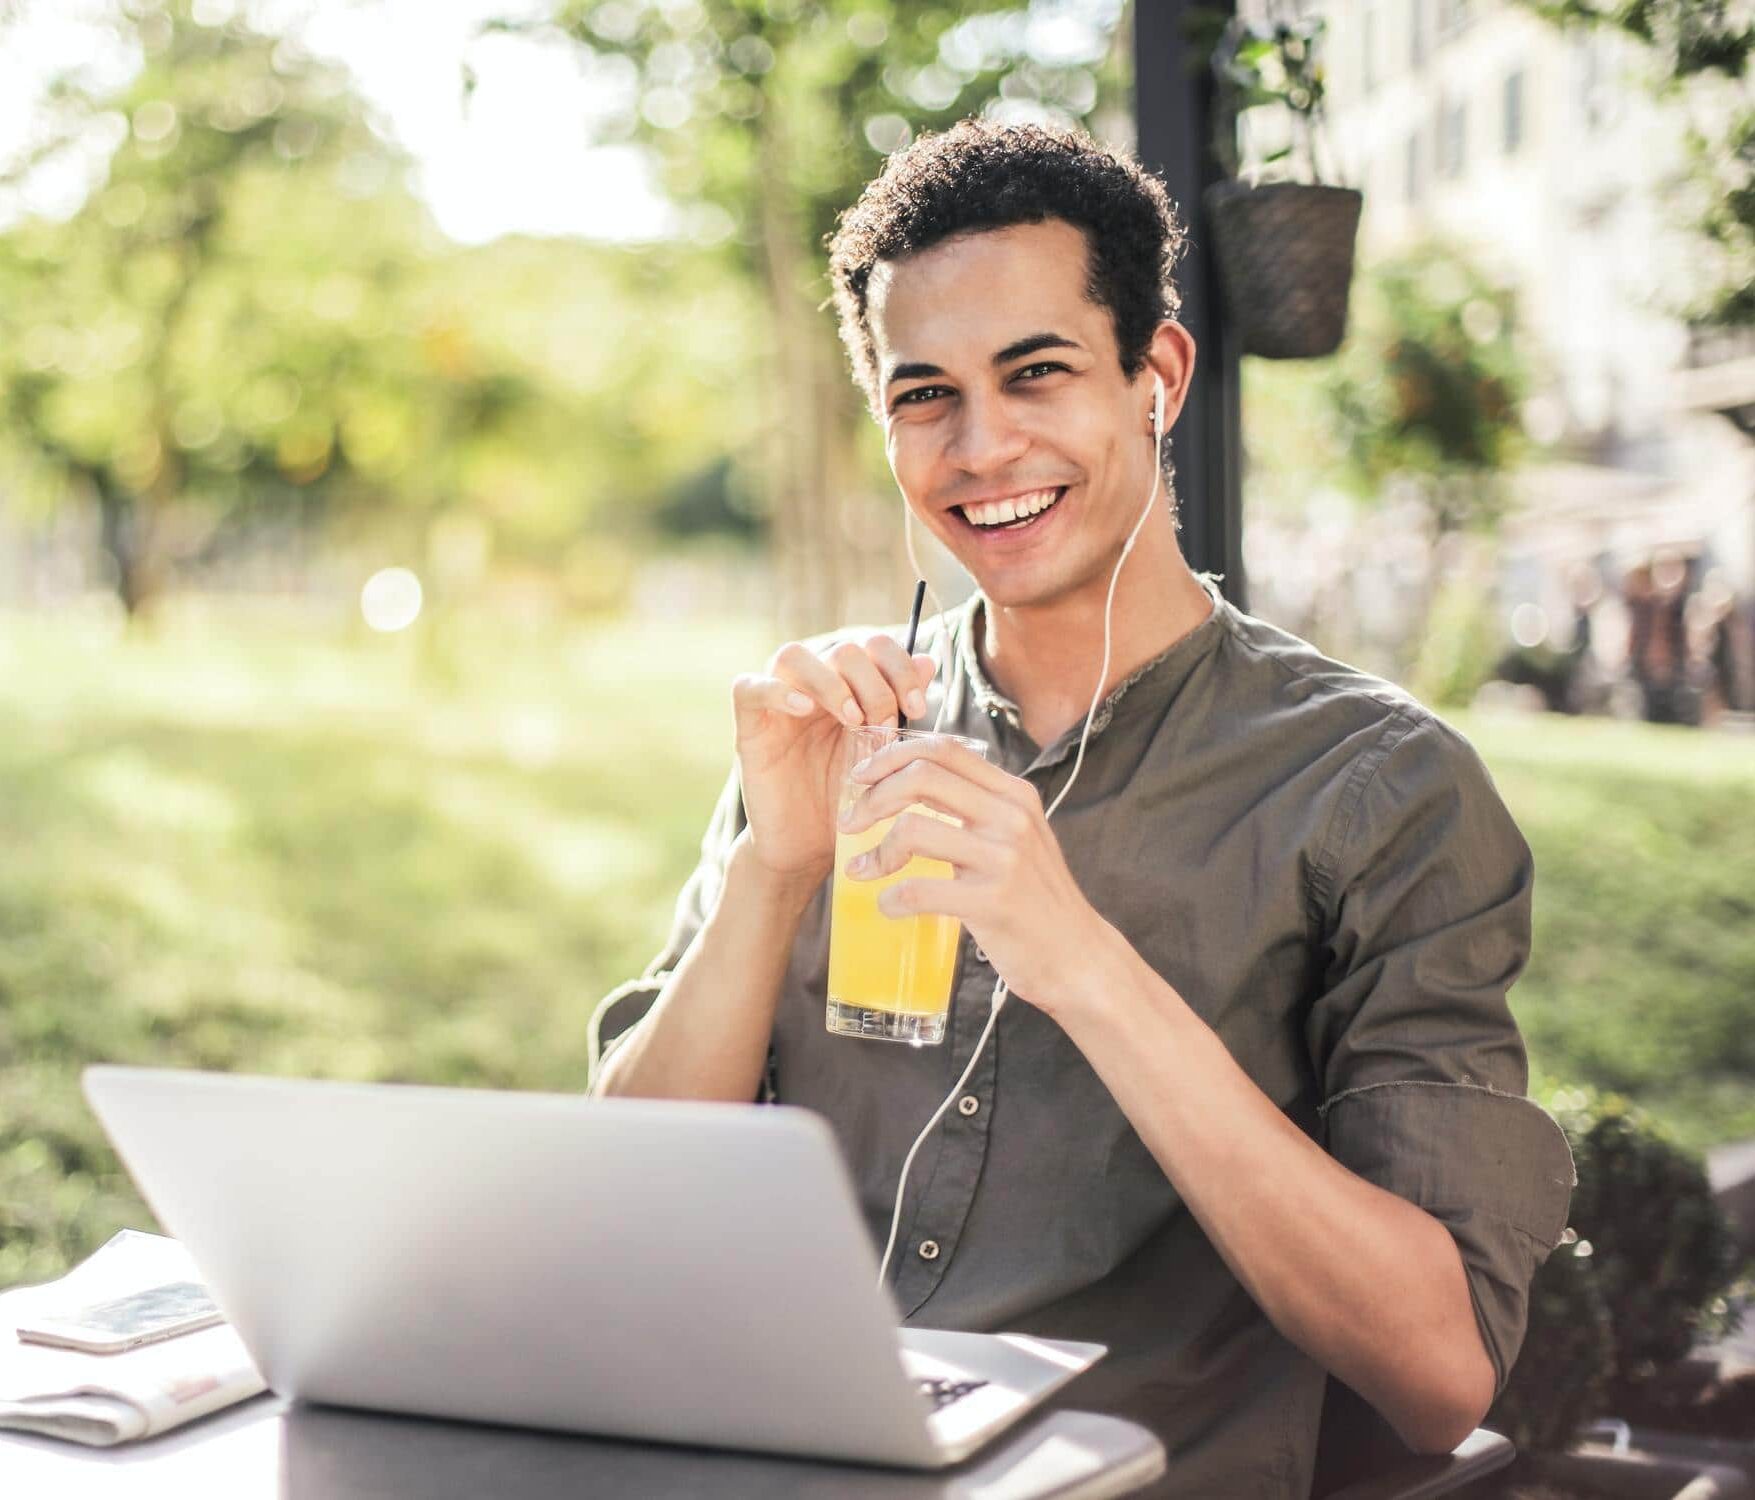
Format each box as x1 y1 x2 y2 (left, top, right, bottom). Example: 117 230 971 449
884 332 1085 387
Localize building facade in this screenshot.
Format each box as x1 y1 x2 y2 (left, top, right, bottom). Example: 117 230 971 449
1253 0 1754 715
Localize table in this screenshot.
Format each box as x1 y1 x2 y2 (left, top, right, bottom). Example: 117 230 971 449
0 1394 1167 1499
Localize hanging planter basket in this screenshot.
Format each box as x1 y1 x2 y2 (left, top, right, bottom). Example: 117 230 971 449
1206 180 1363 360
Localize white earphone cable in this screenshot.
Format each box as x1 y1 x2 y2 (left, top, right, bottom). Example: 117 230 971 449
874 374 1167 1294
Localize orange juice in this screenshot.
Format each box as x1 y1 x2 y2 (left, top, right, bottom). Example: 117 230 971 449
825 726 987 1046
826 808 961 1037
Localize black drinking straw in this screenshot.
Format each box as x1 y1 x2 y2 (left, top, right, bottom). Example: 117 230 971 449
897 578 927 731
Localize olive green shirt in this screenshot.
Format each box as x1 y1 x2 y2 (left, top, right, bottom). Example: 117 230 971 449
589 577 1576 1498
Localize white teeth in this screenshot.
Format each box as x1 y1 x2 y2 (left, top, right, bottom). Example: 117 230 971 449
963 488 1061 528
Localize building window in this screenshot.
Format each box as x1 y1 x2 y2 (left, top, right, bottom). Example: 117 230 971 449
1435 0 1471 40
1503 70 1525 154
1405 132 1424 201
1362 5 1378 95
1438 98 1467 178
1410 0 1427 69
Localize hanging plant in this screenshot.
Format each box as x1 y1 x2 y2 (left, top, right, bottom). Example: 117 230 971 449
1198 8 1363 360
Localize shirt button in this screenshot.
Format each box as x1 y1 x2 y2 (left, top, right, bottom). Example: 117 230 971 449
918 1240 941 1261
957 1095 980 1118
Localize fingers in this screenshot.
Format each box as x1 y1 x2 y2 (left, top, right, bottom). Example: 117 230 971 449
753 636 939 728
840 759 993 835
732 672 817 721
846 810 983 881
863 634 929 721
853 734 1023 802
828 639 905 726
768 642 865 725
876 876 969 921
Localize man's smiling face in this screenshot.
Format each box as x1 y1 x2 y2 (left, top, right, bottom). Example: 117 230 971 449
869 218 1163 611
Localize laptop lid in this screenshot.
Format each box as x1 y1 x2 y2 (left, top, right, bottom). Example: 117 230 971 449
83 1067 951 1467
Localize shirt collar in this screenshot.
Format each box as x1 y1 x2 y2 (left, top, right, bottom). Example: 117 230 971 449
950 573 1229 762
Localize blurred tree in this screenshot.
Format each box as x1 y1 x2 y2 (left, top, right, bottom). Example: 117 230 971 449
410 232 768 564
1239 246 1532 690
1518 0 1754 328
500 0 1134 631
1323 247 1530 536
0 1 709 613
0 2 421 610
1324 249 1532 699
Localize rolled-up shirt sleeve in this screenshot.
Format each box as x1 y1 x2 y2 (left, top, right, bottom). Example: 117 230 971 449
1306 710 1576 1394
585 765 755 1094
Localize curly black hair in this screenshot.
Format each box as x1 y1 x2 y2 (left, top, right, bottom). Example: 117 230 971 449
825 118 1187 448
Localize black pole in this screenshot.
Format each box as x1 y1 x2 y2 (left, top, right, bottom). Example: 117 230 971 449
1133 0 1246 612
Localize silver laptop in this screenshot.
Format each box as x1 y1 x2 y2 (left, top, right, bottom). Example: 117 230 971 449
82 1066 1104 1469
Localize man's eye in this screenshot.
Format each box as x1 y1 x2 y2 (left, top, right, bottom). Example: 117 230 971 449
884 364 1060 410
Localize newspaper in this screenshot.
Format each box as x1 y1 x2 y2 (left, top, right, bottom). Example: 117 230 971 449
0 1229 265 1445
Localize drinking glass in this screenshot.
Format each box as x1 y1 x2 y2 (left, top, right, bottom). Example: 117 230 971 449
825 726 988 1046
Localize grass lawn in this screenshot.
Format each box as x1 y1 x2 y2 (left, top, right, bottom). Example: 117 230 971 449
0 599 766 1287
1 600 1750 1286
1455 710 1755 1154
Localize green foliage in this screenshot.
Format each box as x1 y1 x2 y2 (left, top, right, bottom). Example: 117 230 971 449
1489 1234 1615 1454
421 234 770 551
1405 574 1500 708
1238 361 1348 519
1683 104 1755 327
1324 247 1531 532
1201 9 1333 183
0 4 430 606
0 2 776 608
653 457 766 541
506 1 1131 629
1520 0 1753 80
1222 21 1327 117
1242 247 1532 541
1551 1089 1749 1391
529 1 1129 277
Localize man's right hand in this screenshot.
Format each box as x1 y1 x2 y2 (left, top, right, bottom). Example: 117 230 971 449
731 634 937 891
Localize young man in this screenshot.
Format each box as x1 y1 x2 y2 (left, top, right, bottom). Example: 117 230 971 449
590 120 1574 1497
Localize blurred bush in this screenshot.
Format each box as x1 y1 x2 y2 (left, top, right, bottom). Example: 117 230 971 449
1489 1086 1750 1452
1406 568 1501 708
1324 246 1533 533
1489 1231 1614 1454
1555 1090 1749 1393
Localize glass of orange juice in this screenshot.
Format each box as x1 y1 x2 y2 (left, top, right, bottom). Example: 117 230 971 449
825 726 989 1046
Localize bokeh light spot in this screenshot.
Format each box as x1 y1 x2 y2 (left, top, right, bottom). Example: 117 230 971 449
132 100 178 142
361 568 424 633
1511 602 1550 649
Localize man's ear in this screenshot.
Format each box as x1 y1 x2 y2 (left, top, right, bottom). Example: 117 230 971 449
1144 320 1197 431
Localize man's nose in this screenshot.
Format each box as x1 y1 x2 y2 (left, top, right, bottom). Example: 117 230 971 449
945 393 1030 475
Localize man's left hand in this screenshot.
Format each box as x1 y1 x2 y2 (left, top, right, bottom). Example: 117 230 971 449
839 736 1110 1018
